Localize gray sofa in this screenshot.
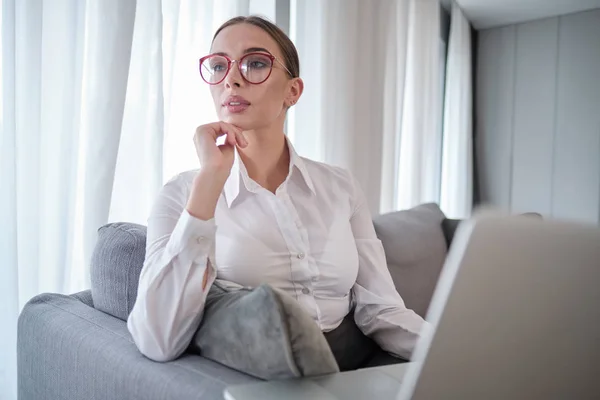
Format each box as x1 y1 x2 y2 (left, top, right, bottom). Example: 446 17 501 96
17 203 461 400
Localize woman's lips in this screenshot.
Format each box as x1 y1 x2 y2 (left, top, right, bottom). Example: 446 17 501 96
224 103 250 113
223 96 250 114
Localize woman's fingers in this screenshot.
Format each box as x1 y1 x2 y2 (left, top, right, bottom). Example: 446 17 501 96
235 131 248 148
225 123 248 148
214 122 247 148
196 121 248 150
215 122 236 146
226 131 237 147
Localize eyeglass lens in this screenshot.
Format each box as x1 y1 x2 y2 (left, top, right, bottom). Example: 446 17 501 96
200 53 273 84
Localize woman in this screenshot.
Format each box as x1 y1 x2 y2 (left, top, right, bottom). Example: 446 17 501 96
127 15 427 369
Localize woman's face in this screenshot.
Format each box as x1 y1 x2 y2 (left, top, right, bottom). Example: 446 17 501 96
209 23 301 131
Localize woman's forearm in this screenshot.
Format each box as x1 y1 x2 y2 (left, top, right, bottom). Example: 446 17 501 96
186 168 229 221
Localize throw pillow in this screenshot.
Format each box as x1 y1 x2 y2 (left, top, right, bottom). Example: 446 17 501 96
188 282 340 380
90 222 146 321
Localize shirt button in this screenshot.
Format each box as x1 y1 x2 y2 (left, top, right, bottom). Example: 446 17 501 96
196 236 205 243
301 287 310 295
297 253 305 259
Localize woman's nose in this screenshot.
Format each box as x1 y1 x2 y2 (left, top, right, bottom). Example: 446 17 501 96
224 61 244 88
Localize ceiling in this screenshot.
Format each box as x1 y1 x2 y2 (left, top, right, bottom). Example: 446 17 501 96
441 0 600 29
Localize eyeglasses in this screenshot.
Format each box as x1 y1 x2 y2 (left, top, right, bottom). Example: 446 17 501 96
198 52 293 85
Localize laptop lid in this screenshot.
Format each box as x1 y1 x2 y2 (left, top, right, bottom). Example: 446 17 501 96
398 213 600 400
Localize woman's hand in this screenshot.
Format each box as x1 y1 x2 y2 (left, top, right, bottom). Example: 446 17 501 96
193 121 248 178
186 122 248 221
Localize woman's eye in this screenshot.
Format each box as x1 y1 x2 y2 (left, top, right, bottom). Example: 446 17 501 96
249 61 267 69
213 64 226 72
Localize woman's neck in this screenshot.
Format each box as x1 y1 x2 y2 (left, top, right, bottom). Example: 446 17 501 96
238 126 290 194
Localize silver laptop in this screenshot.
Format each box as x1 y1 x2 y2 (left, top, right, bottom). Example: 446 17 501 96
226 211 600 400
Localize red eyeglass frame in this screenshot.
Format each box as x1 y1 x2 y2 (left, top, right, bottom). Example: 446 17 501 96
198 52 292 85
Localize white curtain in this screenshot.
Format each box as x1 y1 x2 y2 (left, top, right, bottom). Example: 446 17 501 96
1 1 137 397
289 0 442 216
440 2 473 219
0 1 272 398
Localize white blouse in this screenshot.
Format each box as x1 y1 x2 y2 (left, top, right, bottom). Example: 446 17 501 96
127 138 427 362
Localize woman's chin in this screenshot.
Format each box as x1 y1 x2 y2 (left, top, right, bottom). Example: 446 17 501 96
221 114 254 130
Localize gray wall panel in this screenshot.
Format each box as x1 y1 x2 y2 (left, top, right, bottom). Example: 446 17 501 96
552 10 600 224
476 8 600 225
476 26 516 210
510 18 558 215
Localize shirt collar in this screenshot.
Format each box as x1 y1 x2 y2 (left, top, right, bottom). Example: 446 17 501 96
223 136 316 208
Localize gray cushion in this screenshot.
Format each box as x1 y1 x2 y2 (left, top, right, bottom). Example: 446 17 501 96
189 282 339 380
90 222 146 321
71 289 94 308
372 203 448 319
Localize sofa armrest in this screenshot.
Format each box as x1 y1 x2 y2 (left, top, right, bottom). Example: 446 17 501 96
17 293 258 400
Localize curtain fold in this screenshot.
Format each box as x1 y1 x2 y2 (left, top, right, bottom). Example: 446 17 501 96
0 2 18 397
289 0 442 216
109 0 164 225
396 0 443 212
1 1 136 397
440 2 473 219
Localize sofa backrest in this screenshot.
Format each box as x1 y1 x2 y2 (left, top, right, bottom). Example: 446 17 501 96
90 203 454 321
372 203 451 319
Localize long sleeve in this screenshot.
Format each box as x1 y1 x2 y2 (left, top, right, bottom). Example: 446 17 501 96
127 175 218 362
348 174 428 360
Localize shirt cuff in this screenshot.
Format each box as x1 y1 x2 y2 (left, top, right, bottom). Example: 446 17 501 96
164 209 217 265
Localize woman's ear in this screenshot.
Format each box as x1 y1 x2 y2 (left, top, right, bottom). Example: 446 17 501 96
286 77 304 107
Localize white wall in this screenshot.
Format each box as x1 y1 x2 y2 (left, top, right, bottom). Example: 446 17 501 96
476 9 600 225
